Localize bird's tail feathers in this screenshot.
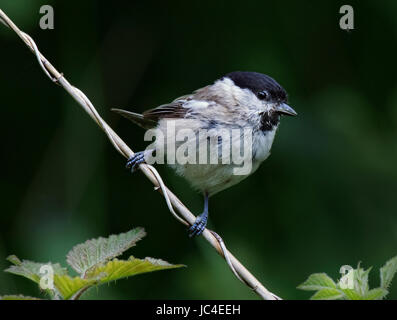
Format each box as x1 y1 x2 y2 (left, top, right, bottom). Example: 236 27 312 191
111 108 156 129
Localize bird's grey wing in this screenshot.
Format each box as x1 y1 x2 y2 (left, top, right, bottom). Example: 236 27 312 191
112 100 190 129
113 85 215 127
143 100 190 121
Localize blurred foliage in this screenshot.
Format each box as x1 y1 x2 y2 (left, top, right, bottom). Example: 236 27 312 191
0 0 396 299
298 255 397 300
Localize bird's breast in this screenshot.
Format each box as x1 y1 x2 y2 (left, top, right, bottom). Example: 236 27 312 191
252 127 278 162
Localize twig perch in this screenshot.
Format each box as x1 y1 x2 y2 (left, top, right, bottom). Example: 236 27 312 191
0 9 281 300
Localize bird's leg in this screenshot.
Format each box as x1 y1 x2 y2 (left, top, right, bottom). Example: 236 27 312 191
126 149 153 173
189 192 209 237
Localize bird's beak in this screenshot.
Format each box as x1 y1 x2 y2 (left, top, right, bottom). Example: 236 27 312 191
275 103 297 116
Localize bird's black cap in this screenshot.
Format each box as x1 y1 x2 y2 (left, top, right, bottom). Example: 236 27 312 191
224 71 287 103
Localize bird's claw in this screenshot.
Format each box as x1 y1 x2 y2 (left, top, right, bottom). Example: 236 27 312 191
188 214 208 237
126 152 146 173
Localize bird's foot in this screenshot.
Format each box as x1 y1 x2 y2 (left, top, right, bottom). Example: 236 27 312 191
126 151 146 173
188 212 208 237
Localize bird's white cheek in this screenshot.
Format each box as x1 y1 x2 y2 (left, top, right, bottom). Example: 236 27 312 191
253 128 277 162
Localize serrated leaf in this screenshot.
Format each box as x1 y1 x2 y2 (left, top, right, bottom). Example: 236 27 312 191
53 257 183 299
354 267 371 296
5 255 67 285
0 295 42 300
380 255 397 289
86 256 185 284
53 274 99 300
310 288 344 300
341 288 363 300
6 255 22 265
297 273 337 291
364 288 388 300
66 228 146 275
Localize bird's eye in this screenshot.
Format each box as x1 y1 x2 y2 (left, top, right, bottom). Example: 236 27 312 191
257 90 269 100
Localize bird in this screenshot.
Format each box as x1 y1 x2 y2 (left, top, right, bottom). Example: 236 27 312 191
112 71 297 237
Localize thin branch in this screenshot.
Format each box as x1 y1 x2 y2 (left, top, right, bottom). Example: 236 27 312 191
0 9 281 300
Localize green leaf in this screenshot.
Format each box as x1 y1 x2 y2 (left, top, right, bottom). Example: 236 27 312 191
3 231 184 300
53 274 99 300
310 288 344 300
364 288 388 300
54 256 183 299
380 255 397 289
6 255 22 265
5 255 69 299
66 228 146 276
86 256 185 284
354 267 371 296
298 273 337 291
0 295 42 300
341 288 363 300
53 257 183 299
5 255 67 285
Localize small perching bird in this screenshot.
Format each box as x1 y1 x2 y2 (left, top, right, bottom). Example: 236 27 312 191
112 71 297 237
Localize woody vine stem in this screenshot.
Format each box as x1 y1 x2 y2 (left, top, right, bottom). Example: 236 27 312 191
0 8 281 300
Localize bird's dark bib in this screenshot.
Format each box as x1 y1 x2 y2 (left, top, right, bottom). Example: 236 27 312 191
260 112 280 131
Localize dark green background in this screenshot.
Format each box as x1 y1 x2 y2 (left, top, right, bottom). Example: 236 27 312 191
1 0 396 299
